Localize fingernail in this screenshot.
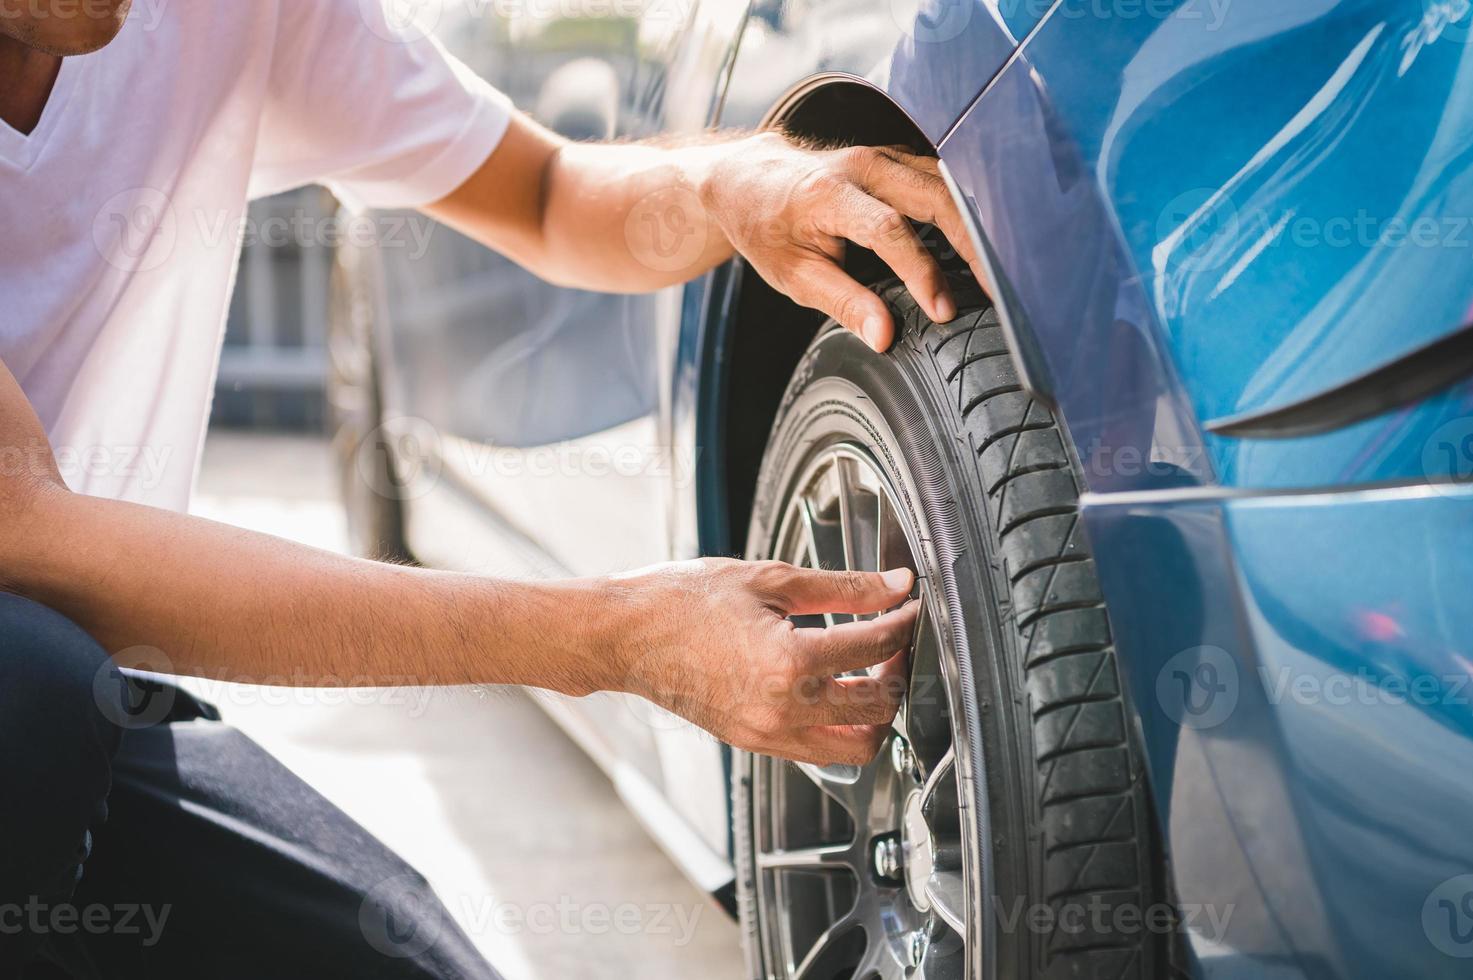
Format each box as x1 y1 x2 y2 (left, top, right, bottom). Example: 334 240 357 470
882 568 914 591
863 315 887 351
934 292 956 322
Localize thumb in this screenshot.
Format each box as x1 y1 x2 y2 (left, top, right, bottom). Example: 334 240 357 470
779 565 914 616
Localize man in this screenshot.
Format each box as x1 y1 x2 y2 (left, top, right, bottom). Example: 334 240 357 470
0 0 981 975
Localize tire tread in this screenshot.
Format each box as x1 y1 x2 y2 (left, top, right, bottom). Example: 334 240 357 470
882 278 1163 979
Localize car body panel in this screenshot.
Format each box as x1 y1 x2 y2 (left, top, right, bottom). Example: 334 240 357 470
934 4 1473 973
1083 483 1473 979
943 0 1473 493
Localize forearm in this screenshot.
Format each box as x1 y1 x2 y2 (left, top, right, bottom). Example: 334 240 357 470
429 115 983 351
10 482 629 695
534 137 738 292
426 116 736 294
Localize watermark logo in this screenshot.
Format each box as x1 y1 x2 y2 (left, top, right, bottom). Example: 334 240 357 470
890 0 972 45
362 0 443 42
92 647 178 730
0 899 171 947
1155 188 1240 276
358 416 445 503
1424 874 1473 957
92 186 178 273
1156 645 1238 730
624 187 709 274
360 874 446 959
1422 416 1473 499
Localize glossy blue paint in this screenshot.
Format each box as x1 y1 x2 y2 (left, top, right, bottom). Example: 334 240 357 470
936 4 1473 972
1083 483 1473 978
945 0 1473 490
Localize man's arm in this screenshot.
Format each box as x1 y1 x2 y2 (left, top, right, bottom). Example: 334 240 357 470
0 363 915 766
425 115 983 351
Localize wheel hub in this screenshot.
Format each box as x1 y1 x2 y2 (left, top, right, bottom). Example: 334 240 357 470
903 789 935 913
749 443 975 979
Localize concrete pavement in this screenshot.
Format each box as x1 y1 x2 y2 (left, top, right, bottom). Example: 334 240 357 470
190 431 744 980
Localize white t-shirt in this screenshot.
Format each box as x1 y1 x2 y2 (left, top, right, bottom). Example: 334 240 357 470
0 0 512 510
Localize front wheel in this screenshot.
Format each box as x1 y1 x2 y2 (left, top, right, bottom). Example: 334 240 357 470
733 279 1170 979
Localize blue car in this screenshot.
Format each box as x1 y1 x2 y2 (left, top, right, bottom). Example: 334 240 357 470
328 2 1473 977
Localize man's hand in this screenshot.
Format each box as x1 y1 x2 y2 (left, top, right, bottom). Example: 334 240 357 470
608 558 920 766
698 133 982 352
428 119 983 353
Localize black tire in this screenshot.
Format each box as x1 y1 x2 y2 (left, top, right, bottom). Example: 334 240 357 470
327 244 412 564
733 276 1169 979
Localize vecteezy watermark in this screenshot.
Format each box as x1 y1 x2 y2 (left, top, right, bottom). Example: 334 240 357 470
91 188 438 273
360 876 706 958
0 898 172 947
993 895 1235 945
92 186 179 274
1156 644 1473 730
889 0 972 45
351 417 702 503
0 0 170 31
360 874 446 959
1155 188 1473 279
1424 874 1473 958
359 0 693 44
1155 646 1239 731
93 646 179 729
92 648 441 725
0 438 175 493
1422 416 1473 499
1044 0 1231 30
624 186 711 275
1260 665 1472 710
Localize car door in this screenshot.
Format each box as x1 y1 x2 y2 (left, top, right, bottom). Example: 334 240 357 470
364 0 750 870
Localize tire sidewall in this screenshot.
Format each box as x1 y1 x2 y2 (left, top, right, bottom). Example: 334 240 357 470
734 325 1034 980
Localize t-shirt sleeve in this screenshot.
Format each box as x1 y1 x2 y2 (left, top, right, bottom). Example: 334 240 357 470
250 0 513 210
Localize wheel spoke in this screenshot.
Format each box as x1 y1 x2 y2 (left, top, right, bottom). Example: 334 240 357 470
792 911 862 980
920 745 955 809
795 759 874 816
758 842 855 872
876 489 910 583
799 496 848 626
835 457 879 576
902 598 952 779
926 871 967 937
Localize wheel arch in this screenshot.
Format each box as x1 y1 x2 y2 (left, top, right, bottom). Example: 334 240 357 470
702 78 949 558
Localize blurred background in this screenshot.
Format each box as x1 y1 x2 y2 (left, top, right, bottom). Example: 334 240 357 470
193 191 741 979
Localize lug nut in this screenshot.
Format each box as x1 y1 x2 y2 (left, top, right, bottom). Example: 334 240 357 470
908 930 927 968
891 736 916 779
872 837 903 882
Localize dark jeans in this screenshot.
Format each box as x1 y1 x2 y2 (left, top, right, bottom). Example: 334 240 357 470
0 593 500 980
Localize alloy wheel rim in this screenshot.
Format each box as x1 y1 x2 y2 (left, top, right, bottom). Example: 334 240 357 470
753 443 972 979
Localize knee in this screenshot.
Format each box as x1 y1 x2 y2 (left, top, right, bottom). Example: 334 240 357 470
0 593 122 756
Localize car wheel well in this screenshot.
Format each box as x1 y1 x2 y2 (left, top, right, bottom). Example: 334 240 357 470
713 81 938 557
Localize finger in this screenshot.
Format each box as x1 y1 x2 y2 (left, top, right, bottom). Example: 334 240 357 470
818 184 952 325
774 255 897 351
773 724 890 767
800 600 920 674
864 149 982 297
785 658 907 727
778 565 914 616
